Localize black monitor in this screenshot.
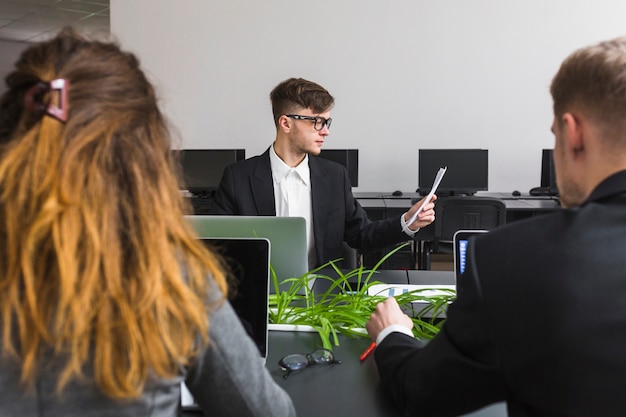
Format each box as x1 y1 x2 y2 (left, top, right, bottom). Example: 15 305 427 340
539 149 558 196
418 149 488 196
317 149 359 187
176 149 245 196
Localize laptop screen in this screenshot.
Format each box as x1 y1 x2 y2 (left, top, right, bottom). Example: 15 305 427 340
199 237 271 358
182 237 270 409
453 230 487 284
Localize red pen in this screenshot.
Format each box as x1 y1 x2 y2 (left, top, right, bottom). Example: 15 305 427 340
359 342 376 361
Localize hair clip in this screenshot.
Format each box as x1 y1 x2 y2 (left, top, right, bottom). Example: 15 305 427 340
24 78 69 123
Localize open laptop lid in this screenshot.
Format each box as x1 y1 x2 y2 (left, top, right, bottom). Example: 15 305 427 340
186 215 308 293
453 230 488 286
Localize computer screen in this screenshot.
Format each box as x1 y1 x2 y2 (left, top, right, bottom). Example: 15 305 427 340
200 237 270 358
175 149 245 196
418 149 488 195
317 149 359 187
453 230 488 285
181 238 270 410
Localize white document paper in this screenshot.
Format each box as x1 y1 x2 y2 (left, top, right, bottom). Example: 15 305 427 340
367 283 456 298
405 166 447 228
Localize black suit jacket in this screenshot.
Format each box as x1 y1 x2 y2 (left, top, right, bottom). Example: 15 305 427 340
210 149 407 267
375 169 626 417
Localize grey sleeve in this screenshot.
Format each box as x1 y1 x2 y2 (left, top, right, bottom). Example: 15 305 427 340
185 299 296 417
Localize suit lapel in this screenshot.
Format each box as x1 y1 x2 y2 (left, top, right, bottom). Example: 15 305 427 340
251 149 276 215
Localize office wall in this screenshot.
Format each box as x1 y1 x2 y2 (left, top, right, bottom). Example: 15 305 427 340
111 0 626 193
0 40 28 94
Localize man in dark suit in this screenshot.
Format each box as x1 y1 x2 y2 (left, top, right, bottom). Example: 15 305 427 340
210 78 435 269
365 37 626 417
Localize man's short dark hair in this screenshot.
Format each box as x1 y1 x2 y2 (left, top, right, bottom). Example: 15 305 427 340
551 37 626 138
270 78 334 126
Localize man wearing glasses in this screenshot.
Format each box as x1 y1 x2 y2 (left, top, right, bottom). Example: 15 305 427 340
210 77 435 269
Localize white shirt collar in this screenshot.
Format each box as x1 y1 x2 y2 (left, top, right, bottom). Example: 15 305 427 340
269 144 310 186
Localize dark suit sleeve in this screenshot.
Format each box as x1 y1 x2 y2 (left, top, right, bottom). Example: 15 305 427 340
340 169 405 250
374 240 507 417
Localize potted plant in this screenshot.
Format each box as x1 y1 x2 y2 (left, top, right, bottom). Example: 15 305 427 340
268 243 456 349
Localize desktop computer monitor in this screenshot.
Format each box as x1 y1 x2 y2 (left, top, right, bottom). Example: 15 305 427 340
540 149 559 195
418 149 488 195
317 149 359 187
175 149 245 196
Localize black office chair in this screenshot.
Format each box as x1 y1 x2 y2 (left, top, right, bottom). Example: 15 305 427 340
341 242 358 269
422 196 506 270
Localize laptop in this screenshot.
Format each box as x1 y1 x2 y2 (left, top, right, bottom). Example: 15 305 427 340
453 229 488 286
186 215 309 293
181 237 271 409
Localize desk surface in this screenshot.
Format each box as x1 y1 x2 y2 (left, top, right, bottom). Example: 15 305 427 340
182 331 507 417
271 269 505 417
267 330 507 417
354 191 561 212
183 270 506 417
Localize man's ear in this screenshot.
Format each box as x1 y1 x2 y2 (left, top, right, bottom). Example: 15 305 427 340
561 112 585 156
277 115 291 133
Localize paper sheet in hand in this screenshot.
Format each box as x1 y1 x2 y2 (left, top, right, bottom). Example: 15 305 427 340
406 166 447 226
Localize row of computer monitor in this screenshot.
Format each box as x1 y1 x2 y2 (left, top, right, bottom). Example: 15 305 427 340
417 148 557 196
175 149 359 196
175 148 557 197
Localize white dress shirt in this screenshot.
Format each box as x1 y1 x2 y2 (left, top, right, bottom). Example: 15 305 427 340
269 145 317 269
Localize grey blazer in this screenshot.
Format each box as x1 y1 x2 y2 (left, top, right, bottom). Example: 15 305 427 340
0 289 295 417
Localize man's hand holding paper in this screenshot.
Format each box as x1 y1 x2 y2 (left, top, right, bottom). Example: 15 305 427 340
402 166 446 233
402 194 437 233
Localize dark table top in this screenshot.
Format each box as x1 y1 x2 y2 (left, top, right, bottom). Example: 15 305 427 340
183 270 507 417
264 330 507 417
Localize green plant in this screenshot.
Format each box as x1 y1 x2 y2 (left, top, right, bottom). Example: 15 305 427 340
268 243 456 349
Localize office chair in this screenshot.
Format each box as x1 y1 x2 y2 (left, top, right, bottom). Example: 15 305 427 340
421 196 506 270
341 242 358 269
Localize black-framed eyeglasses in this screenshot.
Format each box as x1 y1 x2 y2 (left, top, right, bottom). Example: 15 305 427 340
278 348 341 379
285 114 332 131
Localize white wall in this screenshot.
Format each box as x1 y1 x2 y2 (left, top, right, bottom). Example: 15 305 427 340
0 40 29 94
111 0 626 193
